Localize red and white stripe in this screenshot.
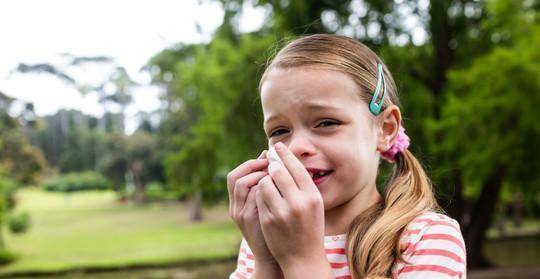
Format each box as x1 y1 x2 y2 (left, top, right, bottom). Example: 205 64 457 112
230 212 466 279
392 212 467 278
324 234 350 278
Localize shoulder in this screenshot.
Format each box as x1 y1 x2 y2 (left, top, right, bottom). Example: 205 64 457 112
399 211 464 252
393 211 467 278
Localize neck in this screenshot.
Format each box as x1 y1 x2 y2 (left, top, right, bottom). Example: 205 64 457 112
324 184 383 236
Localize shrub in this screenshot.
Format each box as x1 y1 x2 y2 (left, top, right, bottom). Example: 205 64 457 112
144 181 181 202
0 250 17 265
8 211 30 234
0 178 20 210
44 171 110 193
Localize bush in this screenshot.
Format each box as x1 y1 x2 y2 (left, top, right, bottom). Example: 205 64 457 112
0 250 17 265
144 181 183 202
44 171 110 193
8 211 30 234
0 178 20 210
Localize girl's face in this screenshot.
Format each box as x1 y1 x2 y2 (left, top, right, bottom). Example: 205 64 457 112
260 67 383 211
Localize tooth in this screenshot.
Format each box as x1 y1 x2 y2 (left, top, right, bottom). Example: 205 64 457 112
319 171 325 176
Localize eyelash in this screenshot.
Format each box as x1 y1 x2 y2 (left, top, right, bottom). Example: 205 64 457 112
268 119 339 138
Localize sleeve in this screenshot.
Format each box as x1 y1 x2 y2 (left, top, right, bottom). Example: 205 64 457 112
229 238 256 279
393 213 467 279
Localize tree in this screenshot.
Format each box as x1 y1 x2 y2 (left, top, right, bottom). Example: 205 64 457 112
151 34 272 220
97 131 164 202
149 0 539 268
12 55 136 134
97 133 128 192
125 131 163 203
0 92 44 259
0 92 46 185
31 109 116 172
437 20 540 267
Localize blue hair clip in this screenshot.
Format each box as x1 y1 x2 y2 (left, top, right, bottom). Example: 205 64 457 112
369 63 387 116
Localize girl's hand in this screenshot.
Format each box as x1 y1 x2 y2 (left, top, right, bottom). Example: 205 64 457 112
255 142 330 276
227 151 277 266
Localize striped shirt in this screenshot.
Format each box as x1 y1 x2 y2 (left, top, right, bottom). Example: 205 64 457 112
230 211 466 278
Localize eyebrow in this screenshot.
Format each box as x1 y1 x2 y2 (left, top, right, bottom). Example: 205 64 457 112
264 103 342 124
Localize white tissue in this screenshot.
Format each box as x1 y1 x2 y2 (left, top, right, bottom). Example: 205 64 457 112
267 147 283 165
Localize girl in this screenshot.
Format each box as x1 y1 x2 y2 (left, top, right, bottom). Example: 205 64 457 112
227 34 466 279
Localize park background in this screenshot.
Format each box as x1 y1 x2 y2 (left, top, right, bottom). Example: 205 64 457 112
0 0 539 278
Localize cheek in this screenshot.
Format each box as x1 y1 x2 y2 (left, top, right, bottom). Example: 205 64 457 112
334 133 379 177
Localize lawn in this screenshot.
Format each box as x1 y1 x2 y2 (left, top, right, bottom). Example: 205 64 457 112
2 188 539 278
0 188 242 276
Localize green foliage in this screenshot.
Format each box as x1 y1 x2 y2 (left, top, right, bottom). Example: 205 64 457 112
0 250 17 266
8 212 30 234
0 133 46 185
0 107 46 185
0 179 7 231
95 131 164 202
32 109 120 173
125 131 164 183
43 172 111 193
0 176 19 211
97 133 128 191
144 181 184 202
153 34 274 204
436 11 540 199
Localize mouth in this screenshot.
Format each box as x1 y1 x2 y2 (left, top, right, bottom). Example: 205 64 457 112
306 168 334 186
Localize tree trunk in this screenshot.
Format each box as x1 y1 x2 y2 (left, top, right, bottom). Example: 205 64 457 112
131 161 146 203
439 167 465 223
190 190 203 222
464 166 506 269
429 0 454 119
133 184 145 203
512 192 524 228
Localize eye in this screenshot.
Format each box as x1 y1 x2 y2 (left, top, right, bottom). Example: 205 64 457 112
315 119 339 128
269 128 289 138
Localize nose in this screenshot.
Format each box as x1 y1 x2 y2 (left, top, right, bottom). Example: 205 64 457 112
286 131 316 159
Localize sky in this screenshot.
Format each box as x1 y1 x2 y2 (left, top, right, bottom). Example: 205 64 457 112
0 0 267 133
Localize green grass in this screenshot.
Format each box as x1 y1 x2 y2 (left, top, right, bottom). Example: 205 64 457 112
487 219 540 239
0 188 242 276
5 188 539 277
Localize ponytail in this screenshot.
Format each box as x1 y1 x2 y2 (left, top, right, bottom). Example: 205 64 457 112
346 150 441 278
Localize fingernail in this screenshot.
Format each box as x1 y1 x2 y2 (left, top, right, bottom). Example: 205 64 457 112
275 142 285 151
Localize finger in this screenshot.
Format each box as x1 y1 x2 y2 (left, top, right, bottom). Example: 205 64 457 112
258 175 285 210
233 171 267 216
243 185 259 216
267 161 300 200
257 150 268 160
255 186 272 222
274 142 315 192
227 158 269 203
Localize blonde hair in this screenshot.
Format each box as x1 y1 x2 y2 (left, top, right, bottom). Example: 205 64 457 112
259 34 441 278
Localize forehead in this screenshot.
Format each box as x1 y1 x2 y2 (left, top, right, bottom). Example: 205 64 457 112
260 67 366 122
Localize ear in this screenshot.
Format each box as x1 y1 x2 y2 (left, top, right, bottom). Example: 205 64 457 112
376 105 401 153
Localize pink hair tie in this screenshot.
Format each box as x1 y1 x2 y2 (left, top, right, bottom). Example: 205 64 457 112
381 126 410 163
